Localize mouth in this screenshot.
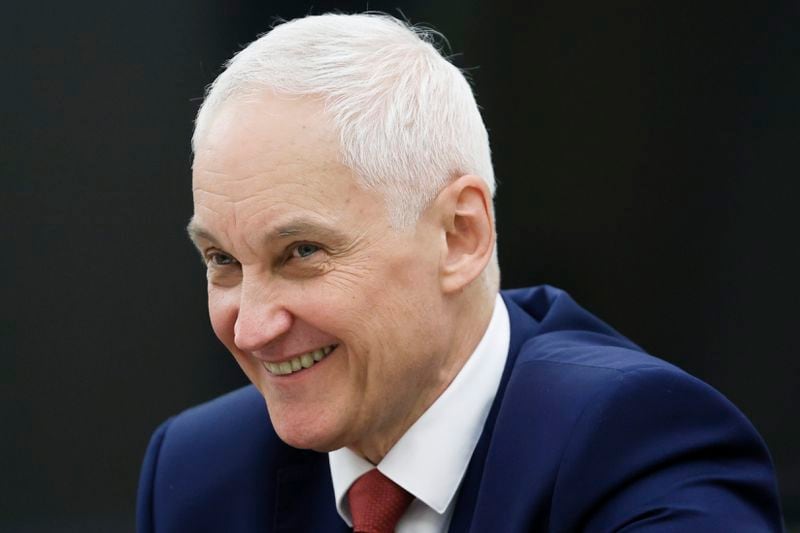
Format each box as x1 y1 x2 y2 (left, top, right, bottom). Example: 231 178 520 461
261 344 337 376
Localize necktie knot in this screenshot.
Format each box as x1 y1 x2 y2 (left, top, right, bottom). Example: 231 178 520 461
347 469 414 533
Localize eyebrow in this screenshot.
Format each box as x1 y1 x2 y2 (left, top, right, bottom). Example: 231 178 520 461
186 218 218 247
273 220 348 242
186 217 349 249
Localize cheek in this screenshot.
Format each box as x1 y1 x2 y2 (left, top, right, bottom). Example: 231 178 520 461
381 256 440 315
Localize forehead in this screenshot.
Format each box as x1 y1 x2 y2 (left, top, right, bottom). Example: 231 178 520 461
193 93 343 186
190 93 386 236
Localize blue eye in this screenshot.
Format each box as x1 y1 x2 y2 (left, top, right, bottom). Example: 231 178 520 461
293 244 320 258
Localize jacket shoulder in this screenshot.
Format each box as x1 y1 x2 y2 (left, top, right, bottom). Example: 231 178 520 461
488 333 783 531
475 288 783 531
160 385 273 450
136 386 309 533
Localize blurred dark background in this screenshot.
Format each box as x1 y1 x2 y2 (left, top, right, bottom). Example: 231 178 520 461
4 1 798 531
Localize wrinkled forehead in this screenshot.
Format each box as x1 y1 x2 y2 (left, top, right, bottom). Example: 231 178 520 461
189 93 390 238
193 92 342 177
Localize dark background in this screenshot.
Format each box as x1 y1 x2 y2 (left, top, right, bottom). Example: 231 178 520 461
4 1 798 531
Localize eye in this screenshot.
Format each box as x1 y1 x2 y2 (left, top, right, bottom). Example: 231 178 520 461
291 243 320 259
208 251 237 266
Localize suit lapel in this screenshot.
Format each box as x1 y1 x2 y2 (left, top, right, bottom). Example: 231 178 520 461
448 294 541 532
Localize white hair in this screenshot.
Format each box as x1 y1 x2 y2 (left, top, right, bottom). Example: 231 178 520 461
192 13 495 229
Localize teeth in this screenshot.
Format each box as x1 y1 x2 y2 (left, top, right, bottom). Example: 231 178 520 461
262 345 336 376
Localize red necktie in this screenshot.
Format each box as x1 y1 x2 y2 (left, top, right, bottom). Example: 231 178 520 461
347 469 414 533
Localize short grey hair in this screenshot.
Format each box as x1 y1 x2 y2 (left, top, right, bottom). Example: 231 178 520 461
193 13 495 229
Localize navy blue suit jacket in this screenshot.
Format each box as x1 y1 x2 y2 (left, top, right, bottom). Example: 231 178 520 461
137 286 783 532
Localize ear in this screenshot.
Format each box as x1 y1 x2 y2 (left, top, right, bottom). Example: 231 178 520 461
433 174 495 294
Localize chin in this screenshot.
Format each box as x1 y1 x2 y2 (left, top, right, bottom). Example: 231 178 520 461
267 403 346 452
273 423 343 452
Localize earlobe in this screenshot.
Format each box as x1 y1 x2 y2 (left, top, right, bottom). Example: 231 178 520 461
438 175 495 294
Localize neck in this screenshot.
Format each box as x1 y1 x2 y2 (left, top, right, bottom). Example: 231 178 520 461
350 287 497 464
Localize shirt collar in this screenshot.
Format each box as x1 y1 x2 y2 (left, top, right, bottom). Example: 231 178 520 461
329 294 511 523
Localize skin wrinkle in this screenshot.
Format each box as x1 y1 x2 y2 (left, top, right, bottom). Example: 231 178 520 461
191 187 232 200
189 214 368 274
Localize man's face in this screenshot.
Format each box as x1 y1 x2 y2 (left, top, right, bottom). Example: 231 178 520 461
190 94 452 456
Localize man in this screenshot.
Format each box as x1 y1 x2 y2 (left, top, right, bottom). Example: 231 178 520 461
137 13 783 532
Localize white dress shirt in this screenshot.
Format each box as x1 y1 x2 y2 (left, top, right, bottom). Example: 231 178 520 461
329 294 511 532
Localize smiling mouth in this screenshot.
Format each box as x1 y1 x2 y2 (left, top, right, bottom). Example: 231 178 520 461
261 345 337 376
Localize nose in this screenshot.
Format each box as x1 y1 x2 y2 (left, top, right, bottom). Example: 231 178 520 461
232 277 293 353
